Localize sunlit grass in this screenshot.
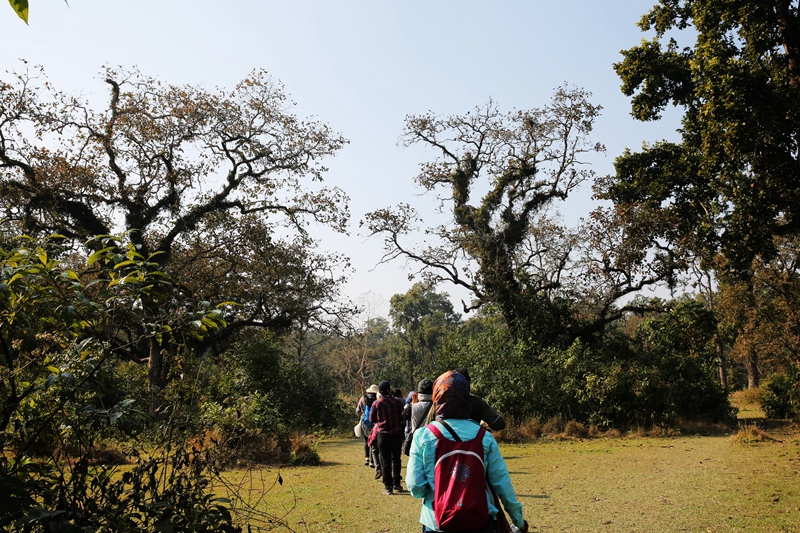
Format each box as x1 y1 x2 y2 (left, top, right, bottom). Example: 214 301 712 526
731 388 767 419
216 426 800 533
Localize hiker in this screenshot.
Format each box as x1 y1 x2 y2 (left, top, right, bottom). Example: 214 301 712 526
406 370 528 533
356 384 379 467
404 387 417 435
369 380 405 494
402 379 431 428
401 378 434 456
454 367 506 431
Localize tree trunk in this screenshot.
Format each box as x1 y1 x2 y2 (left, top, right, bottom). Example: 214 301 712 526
716 338 728 391
746 346 760 389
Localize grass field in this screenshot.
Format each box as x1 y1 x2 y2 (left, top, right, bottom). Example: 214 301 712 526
221 424 800 533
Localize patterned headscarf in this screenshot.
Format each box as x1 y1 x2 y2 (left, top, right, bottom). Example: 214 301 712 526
433 370 471 419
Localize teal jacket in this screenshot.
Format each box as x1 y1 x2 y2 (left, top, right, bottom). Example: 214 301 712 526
405 418 525 531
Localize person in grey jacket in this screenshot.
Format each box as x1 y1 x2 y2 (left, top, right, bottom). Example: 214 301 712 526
402 378 434 433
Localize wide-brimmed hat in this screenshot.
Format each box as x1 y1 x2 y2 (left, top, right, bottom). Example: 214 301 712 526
366 384 379 394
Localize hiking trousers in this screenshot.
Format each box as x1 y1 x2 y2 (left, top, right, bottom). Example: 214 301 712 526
376 431 403 489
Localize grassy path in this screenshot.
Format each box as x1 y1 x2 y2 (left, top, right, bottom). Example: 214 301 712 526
225 432 800 533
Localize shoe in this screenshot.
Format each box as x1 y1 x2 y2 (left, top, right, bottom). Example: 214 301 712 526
374 470 382 480
369 463 375 468
394 485 404 492
364 458 370 466
382 488 393 495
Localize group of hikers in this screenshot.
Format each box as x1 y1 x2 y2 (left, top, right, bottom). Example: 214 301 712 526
355 369 529 533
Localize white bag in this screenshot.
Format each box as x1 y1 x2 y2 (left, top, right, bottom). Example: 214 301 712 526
354 422 363 438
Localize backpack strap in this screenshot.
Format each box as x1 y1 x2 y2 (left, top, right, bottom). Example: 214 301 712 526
438 419 461 442
428 420 486 444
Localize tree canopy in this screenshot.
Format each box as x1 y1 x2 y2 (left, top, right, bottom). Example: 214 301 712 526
363 87 605 337
601 0 800 276
0 64 352 404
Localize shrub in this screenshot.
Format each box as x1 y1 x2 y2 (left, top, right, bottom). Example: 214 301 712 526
542 416 566 435
197 393 288 467
289 432 321 466
218 332 345 431
496 418 543 443
730 425 772 445
761 372 800 420
563 421 589 438
436 301 735 429
730 386 766 407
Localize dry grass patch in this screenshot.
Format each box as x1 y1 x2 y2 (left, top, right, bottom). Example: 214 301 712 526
730 424 774 445
541 415 565 435
497 418 543 442
562 420 588 438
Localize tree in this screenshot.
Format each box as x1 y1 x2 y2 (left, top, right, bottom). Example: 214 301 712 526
363 87 604 338
388 282 460 389
0 64 352 407
601 0 800 277
716 235 800 388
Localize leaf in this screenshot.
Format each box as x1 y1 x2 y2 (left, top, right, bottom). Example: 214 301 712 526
61 305 76 327
112 259 136 270
9 0 28 24
200 317 219 328
87 247 114 266
154 518 174 533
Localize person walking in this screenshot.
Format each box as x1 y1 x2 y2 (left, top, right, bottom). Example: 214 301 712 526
402 379 433 433
356 384 379 467
454 367 506 431
369 380 405 495
406 370 528 532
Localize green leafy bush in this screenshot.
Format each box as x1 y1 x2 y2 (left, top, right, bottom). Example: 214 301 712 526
0 236 252 531
761 371 800 419
218 333 346 431
437 301 734 428
197 393 287 466
0 448 245 532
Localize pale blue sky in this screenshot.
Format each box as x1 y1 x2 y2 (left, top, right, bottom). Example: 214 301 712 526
3 1 682 315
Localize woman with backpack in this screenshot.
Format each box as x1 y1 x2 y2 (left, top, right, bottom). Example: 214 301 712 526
356 384 379 467
405 371 528 533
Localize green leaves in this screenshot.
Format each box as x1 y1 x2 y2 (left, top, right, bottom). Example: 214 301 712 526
609 0 800 275
8 0 28 24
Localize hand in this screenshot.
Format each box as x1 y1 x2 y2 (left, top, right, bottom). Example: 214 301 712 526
521 520 529 533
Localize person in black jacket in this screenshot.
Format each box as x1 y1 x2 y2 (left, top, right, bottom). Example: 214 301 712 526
454 368 506 431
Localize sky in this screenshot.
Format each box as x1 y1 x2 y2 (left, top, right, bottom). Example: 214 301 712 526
3 1 684 317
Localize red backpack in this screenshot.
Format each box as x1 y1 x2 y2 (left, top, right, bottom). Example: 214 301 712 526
427 421 489 531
